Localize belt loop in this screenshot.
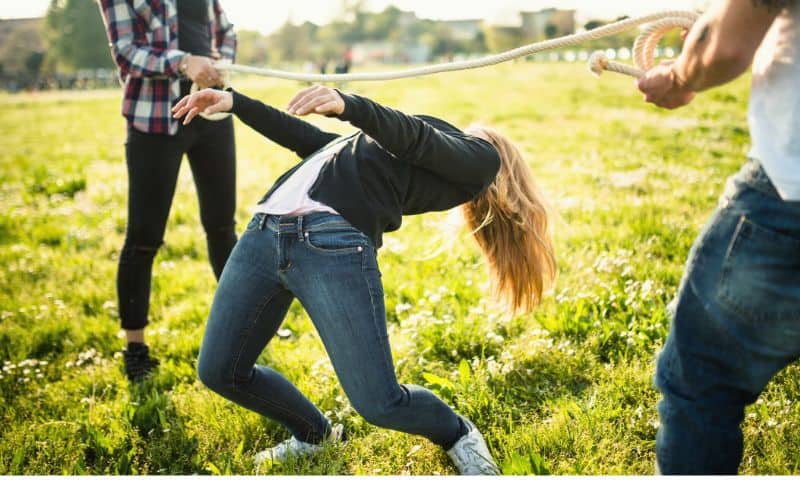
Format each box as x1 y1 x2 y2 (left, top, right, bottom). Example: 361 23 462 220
259 213 268 231
297 215 305 241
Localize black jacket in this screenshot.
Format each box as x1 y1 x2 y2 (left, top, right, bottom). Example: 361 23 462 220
230 90 501 248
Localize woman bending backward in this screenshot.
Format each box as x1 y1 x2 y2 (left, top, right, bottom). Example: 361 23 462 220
172 85 556 474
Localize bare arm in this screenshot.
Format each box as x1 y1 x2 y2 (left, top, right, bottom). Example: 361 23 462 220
676 0 780 90
638 0 781 108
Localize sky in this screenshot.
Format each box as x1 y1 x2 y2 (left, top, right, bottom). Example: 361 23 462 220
1 0 706 35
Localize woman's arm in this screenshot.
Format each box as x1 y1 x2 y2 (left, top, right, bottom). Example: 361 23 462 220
288 86 501 188
98 0 184 79
211 0 237 61
172 89 341 159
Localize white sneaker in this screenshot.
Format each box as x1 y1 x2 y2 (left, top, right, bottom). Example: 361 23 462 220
446 418 501 475
254 423 344 466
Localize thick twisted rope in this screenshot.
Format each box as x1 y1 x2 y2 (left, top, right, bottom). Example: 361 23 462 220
198 10 698 119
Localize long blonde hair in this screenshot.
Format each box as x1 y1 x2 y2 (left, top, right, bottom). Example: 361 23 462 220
462 127 557 315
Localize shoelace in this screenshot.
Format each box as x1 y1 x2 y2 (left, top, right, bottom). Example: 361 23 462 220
455 441 498 473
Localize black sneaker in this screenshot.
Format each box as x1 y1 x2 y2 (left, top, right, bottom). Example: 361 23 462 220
123 343 159 382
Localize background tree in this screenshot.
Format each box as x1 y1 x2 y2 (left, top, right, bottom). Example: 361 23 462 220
0 19 45 88
25 52 45 86
44 0 114 71
364 6 404 42
268 20 319 63
584 20 604 31
236 30 270 66
482 26 523 53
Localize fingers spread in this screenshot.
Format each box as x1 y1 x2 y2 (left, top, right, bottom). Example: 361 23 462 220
172 95 190 112
183 107 200 125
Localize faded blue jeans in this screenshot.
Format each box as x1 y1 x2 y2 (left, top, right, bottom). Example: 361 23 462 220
655 160 800 474
197 212 465 448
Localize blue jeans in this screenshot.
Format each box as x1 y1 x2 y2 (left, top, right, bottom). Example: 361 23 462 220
197 212 465 448
655 160 800 474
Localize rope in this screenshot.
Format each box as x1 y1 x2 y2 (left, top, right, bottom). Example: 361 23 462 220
196 10 698 120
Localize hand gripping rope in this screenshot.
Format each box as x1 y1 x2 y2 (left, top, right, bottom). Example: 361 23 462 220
195 10 699 120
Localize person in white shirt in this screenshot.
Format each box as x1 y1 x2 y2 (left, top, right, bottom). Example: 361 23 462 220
638 0 800 474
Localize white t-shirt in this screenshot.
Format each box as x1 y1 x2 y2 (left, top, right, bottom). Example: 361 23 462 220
748 3 800 201
254 140 348 216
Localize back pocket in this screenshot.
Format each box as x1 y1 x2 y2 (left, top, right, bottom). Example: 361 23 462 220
716 216 800 324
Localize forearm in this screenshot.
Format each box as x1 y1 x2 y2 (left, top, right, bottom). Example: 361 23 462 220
673 0 779 92
336 92 499 186
114 44 185 79
231 91 339 158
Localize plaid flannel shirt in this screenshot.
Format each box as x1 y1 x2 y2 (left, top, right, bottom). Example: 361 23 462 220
98 0 236 135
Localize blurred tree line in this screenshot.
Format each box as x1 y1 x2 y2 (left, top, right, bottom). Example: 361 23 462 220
1 0 114 90
258 2 488 67
0 0 686 91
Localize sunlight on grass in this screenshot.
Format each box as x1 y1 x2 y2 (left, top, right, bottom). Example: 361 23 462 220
1 63 798 475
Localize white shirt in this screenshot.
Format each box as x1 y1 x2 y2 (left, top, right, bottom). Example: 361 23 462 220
748 3 800 201
254 140 347 216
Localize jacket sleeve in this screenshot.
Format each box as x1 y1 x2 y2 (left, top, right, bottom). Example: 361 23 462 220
97 0 185 79
335 92 501 187
212 0 236 61
231 91 341 159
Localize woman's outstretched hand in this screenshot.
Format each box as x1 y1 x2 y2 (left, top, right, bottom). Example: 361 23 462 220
172 89 233 125
287 85 345 117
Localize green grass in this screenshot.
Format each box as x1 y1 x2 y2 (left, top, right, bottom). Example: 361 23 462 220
1 63 798 475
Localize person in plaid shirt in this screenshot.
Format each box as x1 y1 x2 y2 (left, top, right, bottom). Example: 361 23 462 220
98 0 238 381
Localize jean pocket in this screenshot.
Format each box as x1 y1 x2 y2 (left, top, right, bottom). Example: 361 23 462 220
304 228 368 256
716 216 800 324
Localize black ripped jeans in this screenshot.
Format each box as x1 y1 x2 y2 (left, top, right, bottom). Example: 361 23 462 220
118 116 237 330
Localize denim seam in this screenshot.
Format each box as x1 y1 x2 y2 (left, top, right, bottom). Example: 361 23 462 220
721 215 746 264
303 236 366 256
302 222 361 232
715 216 800 323
229 286 320 433
360 252 393 375
228 381 319 435
230 287 281 385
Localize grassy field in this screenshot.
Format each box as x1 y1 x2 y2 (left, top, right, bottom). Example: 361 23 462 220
1 62 799 475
